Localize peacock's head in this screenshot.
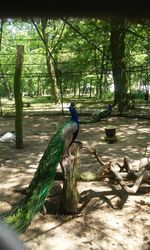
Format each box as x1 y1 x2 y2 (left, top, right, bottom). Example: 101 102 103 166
69 101 79 124
70 100 75 106
69 101 76 112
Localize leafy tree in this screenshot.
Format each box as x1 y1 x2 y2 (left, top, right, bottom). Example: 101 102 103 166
31 18 66 104
0 18 149 106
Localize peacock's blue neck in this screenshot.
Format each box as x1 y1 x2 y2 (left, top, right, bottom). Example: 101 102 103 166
69 105 79 127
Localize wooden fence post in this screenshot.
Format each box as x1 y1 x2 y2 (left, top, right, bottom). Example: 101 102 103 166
14 45 24 149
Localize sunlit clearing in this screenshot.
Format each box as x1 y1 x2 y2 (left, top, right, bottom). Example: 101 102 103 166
26 166 37 173
25 160 33 164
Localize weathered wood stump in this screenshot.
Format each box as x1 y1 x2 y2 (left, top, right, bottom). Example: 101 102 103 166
59 142 82 214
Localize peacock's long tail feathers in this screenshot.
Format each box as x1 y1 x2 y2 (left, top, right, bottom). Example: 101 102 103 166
3 184 54 233
2 127 65 233
2 103 79 233
80 109 111 124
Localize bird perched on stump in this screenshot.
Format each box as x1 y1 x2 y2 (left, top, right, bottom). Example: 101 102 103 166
2 101 79 233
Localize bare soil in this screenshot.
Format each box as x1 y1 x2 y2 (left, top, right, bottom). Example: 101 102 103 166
0 113 150 250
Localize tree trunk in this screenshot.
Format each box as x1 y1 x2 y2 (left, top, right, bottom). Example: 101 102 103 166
110 21 128 113
37 76 41 96
0 19 3 116
28 79 34 97
97 48 105 97
59 142 81 214
0 95 2 116
0 18 4 51
41 18 61 104
0 65 13 100
46 52 60 104
14 45 24 149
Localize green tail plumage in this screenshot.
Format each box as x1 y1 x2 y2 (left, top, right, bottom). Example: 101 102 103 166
80 109 112 124
2 124 66 233
1 102 79 233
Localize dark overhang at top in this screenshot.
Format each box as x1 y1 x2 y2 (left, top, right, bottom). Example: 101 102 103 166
0 0 150 22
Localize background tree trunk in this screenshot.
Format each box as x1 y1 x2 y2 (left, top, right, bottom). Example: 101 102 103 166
14 45 24 149
41 18 61 104
28 79 34 97
0 18 3 115
110 21 128 113
46 52 61 104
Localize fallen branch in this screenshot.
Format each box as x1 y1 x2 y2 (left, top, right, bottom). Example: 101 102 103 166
88 147 150 193
84 146 105 166
110 165 145 194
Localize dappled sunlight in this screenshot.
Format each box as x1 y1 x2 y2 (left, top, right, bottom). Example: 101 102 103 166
0 114 150 249
20 190 149 250
137 135 149 140
25 159 34 164
121 146 141 154
33 124 41 128
138 127 149 133
85 127 101 132
78 116 150 165
0 177 28 190
126 130 137 135
26 166 37 173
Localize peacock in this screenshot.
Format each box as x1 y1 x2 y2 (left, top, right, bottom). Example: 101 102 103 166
2 101 79 233
80 103 112 124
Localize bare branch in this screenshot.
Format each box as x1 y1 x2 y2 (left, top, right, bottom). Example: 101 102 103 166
51 22 66 53
110 163 147 194
31 19 56 65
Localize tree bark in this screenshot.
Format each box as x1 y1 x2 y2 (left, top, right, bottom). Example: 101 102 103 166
0 95 2 116
0 18 4 51
28 79 34 97
59 142 81 214
32 19 61 104
41 18 61 104
110 21 128 113
14 45 24 149
0 19 3 116
97 47 105 97
46 52 61 104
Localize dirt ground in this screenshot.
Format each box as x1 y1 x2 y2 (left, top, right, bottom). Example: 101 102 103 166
0 112 150 250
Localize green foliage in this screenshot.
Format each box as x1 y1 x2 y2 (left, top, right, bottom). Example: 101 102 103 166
23 95 52 104
0 18 150 103
130 89 145 100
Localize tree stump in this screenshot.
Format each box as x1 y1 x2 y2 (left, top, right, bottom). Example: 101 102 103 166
59 142 82 214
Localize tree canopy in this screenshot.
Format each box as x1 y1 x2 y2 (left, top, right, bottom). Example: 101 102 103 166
0 18 150 109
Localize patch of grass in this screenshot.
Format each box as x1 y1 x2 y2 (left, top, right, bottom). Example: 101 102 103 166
23 96 52 104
